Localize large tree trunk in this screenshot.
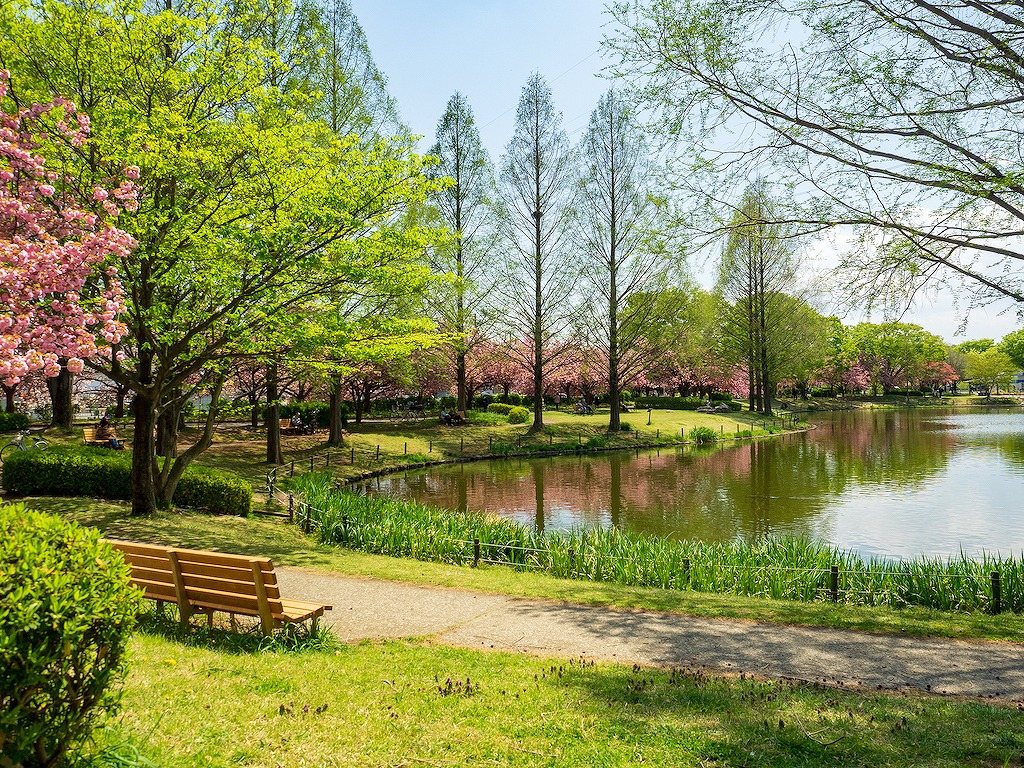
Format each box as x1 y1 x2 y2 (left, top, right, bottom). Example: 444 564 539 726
154 378 225 506
456 350 468 413
130 388 159 516
266 361 283 465
155 389 181 458
2 383 15 414
47 367 74 430
328 374 344 446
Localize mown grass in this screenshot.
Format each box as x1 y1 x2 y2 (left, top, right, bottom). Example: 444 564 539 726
34 496 1024 642
289 473 1024 615
83 621 1024 768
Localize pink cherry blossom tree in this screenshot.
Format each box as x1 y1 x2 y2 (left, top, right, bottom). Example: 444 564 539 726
0 71 137 390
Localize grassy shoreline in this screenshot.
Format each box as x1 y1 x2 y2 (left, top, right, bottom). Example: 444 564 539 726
29 496 1024 642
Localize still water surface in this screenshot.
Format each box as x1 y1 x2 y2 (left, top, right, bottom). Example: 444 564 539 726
356 410 1024 560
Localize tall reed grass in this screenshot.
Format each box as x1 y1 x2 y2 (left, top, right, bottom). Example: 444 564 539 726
289 473 1021 614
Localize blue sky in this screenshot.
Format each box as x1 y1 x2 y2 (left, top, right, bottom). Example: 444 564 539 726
350 0 611 161
350 0 1021 342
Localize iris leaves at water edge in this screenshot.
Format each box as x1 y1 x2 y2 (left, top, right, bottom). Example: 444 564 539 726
292 472 1024 614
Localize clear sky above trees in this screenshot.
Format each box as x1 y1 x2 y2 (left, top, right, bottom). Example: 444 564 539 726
350 0 1021 344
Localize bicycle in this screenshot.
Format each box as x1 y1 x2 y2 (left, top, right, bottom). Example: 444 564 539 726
0 430 49 462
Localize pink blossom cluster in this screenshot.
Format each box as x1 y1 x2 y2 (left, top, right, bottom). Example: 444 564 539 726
0 72 138 387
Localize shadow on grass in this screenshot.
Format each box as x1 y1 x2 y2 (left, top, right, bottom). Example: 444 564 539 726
132 602 338 656
555 659 1024 767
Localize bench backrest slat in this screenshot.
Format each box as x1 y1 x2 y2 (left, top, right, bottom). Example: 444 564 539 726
106 539 285 619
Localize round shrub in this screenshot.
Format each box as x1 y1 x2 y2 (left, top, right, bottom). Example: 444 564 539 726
487 403 514 415
0 503 141 766
507 406 530 424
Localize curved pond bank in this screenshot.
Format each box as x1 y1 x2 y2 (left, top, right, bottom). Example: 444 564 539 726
352 408 1024 561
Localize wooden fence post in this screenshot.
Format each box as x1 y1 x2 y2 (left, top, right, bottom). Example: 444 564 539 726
830 565 839 603
683 558 690 586
288 494 294 523
473 538 480 568
992 571 1002 614
568 547 575 576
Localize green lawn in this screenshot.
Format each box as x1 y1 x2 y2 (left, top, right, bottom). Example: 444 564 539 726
88 624 1024 767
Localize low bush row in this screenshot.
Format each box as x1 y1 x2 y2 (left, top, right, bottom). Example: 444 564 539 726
1 447 252 516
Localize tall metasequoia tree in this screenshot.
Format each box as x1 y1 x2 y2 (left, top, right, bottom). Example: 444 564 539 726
574 87 673 432
428 92 496 413
497 73 576 431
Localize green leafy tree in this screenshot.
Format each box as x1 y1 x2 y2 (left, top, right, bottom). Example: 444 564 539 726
608 0 1024 315
715 185 800 413
2 0 443 513
848 322 947 394
955 340 995 355
998 329 1024 371
966 349 1017 400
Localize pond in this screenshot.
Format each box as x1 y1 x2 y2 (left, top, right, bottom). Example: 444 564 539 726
354 409 1024 560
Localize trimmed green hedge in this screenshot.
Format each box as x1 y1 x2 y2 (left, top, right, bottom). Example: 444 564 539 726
1 447 252 516
486 403 514 415
0 412 30 432
0 503 140 766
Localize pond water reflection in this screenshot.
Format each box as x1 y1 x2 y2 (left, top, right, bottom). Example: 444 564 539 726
355 409 1024 560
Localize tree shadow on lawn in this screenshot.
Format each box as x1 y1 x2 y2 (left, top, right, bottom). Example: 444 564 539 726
555 657 1024 767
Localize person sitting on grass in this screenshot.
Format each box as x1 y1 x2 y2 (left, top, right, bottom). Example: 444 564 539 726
96 416 123 450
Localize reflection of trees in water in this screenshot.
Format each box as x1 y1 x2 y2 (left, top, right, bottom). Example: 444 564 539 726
368 410 959 542
819 410 953 491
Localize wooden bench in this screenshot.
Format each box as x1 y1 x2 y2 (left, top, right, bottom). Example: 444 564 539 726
83 427 110 447
279 417 314 435
106 539 332 636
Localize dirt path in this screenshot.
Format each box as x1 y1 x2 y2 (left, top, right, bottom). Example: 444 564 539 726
277 566 1024 703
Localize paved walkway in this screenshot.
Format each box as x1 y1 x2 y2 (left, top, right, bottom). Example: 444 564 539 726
276 567 1024 702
